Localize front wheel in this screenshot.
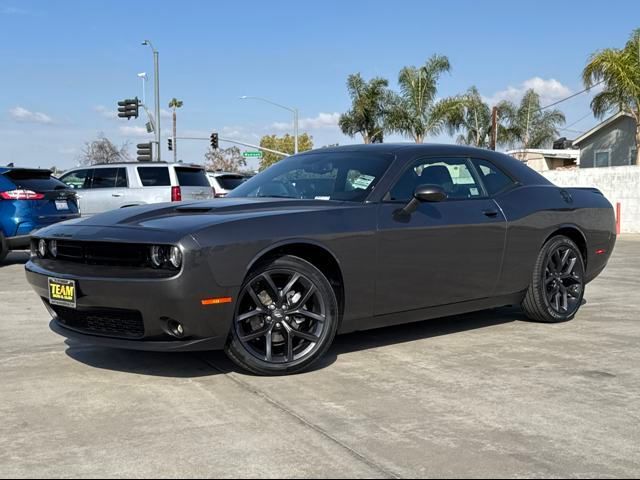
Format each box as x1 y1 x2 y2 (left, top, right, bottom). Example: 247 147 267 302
522 235 585 323
225 255 339 376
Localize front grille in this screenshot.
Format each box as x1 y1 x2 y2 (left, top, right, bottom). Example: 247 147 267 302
54 241 151 268
50 304 145 339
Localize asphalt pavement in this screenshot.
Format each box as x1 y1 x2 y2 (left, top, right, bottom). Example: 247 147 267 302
1 237 639 478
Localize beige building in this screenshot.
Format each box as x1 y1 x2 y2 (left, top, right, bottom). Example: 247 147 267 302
507 149 580 172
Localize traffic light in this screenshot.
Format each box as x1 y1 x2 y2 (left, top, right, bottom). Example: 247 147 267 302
210 132 219 150
168 138 173 151
117 98 140 120
137 142 153 162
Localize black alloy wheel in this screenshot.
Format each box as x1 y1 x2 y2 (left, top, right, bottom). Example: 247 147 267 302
226 255 338 375
522 235 585 323
544 245 583 314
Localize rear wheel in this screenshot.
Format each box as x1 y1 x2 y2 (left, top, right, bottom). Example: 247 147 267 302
225 255 339 376
522 235 585 323
0 233 8 263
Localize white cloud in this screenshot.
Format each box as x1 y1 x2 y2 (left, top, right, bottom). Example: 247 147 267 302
160 109 172 119
119 126 152 137
272 112 340 132
484 77 572 106
94 105 117 120
9 106 54 125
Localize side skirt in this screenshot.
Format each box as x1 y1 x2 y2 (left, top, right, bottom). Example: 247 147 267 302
338 292 527 334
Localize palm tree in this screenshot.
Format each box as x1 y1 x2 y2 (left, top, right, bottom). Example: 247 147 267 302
453 87 493 148
339 74 391 143
453 87 515 148
168 98 184 162
497 89 566 149
386 54 465 143
583 28 640 165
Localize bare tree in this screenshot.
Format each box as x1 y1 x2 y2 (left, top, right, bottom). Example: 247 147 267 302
79 133 132 165
204 146 247 172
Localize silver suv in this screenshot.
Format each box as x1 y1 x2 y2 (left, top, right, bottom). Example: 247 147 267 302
59 163 214 216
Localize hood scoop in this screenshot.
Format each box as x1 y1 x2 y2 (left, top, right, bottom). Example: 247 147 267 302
175 205 215 213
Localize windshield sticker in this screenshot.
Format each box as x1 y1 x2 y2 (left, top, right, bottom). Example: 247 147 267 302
351 174 375 190
314 196 331 201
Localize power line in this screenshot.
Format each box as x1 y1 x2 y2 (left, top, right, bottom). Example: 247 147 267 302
537 80 605 112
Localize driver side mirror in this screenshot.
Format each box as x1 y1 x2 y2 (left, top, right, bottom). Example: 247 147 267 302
399 184 447 216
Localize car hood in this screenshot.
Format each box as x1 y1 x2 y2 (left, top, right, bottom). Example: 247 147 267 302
36 198 355 243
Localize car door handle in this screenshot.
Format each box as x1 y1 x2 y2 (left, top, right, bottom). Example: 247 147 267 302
112 193 123 198
482 209 499 218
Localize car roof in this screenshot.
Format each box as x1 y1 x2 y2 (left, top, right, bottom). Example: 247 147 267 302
207 171 246 176
74 162 204 169
298 143 552 186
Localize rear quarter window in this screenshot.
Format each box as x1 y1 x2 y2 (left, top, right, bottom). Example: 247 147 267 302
176 167 210 187
138 167 171 187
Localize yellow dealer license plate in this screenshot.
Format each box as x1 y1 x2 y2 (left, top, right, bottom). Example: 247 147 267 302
48 278 77 309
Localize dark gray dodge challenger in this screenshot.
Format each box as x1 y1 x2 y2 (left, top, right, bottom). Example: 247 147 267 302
26 144 616 375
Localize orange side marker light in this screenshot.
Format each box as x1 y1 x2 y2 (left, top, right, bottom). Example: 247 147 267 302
201 297 233 306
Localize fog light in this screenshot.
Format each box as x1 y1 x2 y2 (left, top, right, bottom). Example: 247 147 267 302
169 246 183 269
167 320 185 338
150 245 166 268
49 239 58 258
38 239 47 258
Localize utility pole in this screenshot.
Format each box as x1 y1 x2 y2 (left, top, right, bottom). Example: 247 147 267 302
490 106 498 151
143 40 161 161
524 93 533 150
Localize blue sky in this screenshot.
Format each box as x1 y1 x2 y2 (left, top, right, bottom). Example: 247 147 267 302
1 0 638 170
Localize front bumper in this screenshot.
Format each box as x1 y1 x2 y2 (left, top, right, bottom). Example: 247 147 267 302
25 257 237 352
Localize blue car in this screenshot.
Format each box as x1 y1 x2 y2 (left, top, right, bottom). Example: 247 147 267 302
0 167 80 262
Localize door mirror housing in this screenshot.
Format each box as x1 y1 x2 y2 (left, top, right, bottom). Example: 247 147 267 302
399 184 447 216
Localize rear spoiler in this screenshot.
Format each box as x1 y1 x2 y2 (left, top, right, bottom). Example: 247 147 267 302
3 168 54 180
568 187 604 196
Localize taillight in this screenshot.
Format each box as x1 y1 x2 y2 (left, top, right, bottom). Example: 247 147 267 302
0 190 45 200
171 186 182 202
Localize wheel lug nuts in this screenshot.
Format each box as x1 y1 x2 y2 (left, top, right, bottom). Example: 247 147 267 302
266 316 272 322
276 323 281 328
269 304 276 310
285 316 290 321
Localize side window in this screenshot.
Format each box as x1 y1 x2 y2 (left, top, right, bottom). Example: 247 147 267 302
90 168 119 189
388 157 482 201
115 168 128 188
60 169 91 190
471 158 516 196
138 167 171 187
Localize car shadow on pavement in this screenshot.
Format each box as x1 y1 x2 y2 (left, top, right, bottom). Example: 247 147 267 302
309 306 526 372
63 306 525 378
0 251 30 267
64 341 229 378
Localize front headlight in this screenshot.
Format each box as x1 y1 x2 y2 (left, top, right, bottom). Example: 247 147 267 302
150 245 166 268
168 246 183 269
38 239 47 258
150 245 182 270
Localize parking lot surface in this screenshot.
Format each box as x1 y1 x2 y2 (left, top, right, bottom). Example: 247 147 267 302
1 237 639 478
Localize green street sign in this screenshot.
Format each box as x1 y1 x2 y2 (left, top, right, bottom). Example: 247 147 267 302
243 151 263 159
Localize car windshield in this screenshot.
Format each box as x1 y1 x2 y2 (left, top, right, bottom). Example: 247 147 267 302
228 151 394 202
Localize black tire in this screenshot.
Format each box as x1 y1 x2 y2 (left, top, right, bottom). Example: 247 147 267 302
225 255 339 376
522 235 585 323
0 233 8 264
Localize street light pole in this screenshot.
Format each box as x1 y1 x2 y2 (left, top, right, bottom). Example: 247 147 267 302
240 96 299 154
143 40 161 161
